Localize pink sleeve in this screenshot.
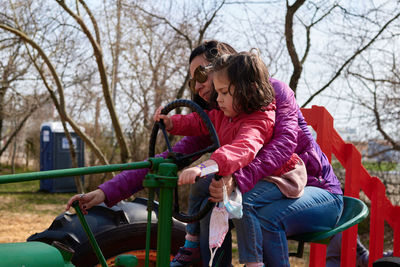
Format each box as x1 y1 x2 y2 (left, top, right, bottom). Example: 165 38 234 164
169 112 210 136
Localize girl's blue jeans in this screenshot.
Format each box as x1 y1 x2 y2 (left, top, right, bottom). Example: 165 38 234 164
233 181 343 266
186 175 232 267
185 174 214 236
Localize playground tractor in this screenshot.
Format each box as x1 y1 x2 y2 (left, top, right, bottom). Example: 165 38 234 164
0 100 369 267
0 100 221 267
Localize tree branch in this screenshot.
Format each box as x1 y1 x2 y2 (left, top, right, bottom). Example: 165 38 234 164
56 0 131 162
0 23 112 171
285 0 306 92
301 11 400 107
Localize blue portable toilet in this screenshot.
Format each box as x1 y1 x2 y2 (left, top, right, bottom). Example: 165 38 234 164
40 122 85 193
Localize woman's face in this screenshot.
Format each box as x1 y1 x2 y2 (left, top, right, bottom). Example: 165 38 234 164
189 55 213 102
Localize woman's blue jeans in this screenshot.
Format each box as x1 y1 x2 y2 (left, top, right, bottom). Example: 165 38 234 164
233 181 343 266
186 176 343 267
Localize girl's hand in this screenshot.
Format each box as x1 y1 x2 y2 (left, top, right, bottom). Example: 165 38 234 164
153 106 173 131
178 166 201 185
209 175 235 202
65 189 106 215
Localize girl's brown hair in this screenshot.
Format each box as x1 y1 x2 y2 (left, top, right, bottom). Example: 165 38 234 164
212 51 275 114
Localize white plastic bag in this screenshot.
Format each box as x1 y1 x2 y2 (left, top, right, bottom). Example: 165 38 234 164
223 184 243 219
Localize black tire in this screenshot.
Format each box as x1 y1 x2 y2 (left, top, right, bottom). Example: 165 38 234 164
373 257 400 267
27 197 186 267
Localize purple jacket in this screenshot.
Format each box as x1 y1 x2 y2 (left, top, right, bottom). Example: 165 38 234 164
234 78 342 194
100 78 342 206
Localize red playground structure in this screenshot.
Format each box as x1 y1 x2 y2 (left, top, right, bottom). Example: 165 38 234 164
302 105 400 267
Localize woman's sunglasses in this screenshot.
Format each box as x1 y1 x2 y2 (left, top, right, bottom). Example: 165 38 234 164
188 64 213 93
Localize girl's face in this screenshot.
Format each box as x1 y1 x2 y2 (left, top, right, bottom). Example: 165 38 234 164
213 70 237 118
189 55 213 102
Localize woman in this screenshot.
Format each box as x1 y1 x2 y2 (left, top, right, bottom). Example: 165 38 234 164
155 51 308 267
66 40 343 267
182 41 343 267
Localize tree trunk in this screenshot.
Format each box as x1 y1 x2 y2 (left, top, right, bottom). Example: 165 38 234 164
57 0 132 163
285 0 305 94
11 132 16 174
88 97 103 190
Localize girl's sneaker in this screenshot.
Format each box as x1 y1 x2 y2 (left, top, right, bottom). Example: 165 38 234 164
170 246 201 267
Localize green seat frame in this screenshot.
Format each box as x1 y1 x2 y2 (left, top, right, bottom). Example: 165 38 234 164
288 196 369 258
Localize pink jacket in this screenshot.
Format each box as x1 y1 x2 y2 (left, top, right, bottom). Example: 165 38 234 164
169 106 275 176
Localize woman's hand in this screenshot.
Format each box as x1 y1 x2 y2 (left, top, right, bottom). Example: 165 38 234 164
65 189 106 215
178 166 201 185
209 174 235 202
153 106 173 131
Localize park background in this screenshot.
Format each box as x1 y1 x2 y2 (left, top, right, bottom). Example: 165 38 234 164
0 1 399 265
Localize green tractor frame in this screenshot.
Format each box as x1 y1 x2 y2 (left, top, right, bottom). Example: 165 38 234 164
0 100 369 267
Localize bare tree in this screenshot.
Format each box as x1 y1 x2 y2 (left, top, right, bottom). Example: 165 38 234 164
3 0 397 188
55 0 131 163
345 50 400 154
1 0 227 188
133 1 225 100
300 4 400 107
227 1 399 110
0 1 114 190
116 1 225 154
0 40 32 153
2 93 48 172
0 94 50 157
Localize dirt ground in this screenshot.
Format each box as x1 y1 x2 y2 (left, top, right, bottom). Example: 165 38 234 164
0 210 308 266
0 211 56 243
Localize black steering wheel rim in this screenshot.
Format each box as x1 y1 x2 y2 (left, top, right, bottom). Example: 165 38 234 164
148 99 221 223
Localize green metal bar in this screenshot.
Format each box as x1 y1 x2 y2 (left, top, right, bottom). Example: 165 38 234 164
155 163 178 267
145 188 155 267
72 200 108 267
157 184 175 266
142 163 178 267
0 159 175 184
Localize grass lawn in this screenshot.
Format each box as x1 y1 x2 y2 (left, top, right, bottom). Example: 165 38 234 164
0 165 74 243
0 177 74 243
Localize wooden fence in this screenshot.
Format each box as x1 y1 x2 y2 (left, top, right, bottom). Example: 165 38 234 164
302 105 400 267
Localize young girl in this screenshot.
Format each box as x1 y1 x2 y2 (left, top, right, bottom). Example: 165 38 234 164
154 51 307 267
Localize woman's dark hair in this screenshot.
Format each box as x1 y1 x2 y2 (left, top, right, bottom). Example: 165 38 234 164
212 51 275 114
189 40 237 64
189 40 237 109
